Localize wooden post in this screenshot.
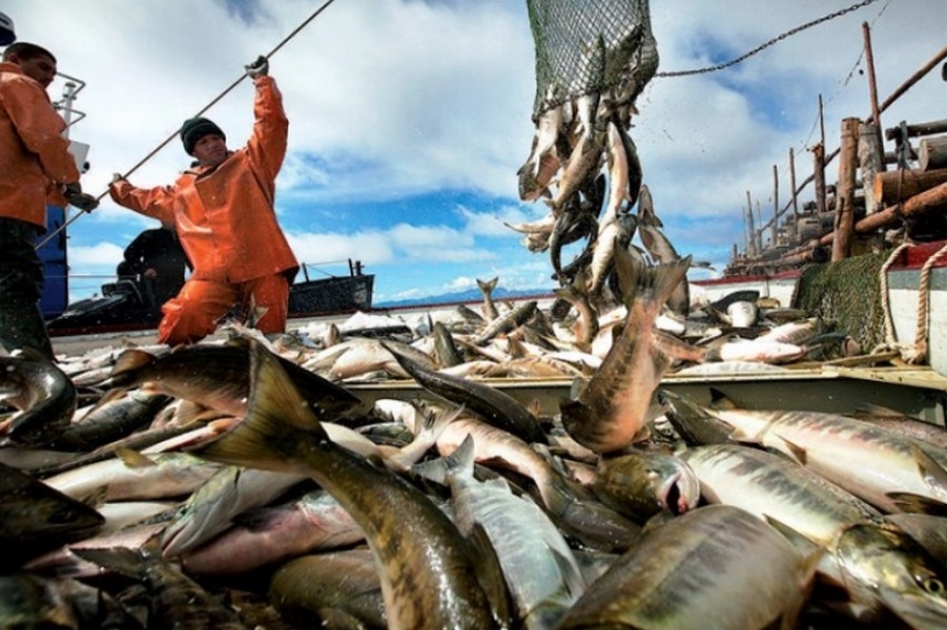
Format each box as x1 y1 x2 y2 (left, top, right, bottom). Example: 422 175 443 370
862 22 886 173
813 142 827 217
790 147 800 222
859 123 884 215
873 168 947 205
919 136 947 171
833 118 860 261
855 184 947 234
756 200 763 251
745 191 756 257
772 164 779 246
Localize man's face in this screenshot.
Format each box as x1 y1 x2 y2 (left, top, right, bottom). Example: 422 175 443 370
192 133 228 167
14 53 57 88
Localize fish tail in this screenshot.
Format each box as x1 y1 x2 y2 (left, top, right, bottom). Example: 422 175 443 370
190 341 327 473
615 248 691 312
477 277 498 294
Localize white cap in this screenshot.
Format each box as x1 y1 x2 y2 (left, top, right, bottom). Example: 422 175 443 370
0 12 15 46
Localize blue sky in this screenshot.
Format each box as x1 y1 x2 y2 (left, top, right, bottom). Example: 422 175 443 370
5 0 944 305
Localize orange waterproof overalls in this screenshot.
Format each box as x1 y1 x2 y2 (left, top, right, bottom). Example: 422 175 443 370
108 76 298 345
0 61 80 357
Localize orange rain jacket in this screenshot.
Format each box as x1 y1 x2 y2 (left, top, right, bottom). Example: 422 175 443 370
0 61 79 229
109 76 298 285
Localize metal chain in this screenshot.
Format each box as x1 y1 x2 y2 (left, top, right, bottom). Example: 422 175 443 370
655 0 882 78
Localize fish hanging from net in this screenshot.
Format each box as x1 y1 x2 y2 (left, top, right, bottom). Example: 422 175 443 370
515 0 660 312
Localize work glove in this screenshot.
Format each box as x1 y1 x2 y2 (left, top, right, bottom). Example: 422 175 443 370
245 55 269 79
63 189 99 212
62 182 99 212
111 172 127 184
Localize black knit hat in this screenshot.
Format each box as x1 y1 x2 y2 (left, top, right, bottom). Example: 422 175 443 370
180 117 225 155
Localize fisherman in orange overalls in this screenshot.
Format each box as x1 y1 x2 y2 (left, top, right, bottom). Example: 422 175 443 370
0 42 98 358
109 56 298 346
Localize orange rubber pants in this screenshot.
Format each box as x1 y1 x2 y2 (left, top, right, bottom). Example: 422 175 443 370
157 274 289 346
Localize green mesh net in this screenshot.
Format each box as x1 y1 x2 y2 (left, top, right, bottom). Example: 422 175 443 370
525 0 658 119
791 250 891 352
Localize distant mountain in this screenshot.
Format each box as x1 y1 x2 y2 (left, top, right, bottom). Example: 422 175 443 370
375 286 554 309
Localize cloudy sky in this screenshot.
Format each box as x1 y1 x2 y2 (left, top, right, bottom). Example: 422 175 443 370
5 0 944 306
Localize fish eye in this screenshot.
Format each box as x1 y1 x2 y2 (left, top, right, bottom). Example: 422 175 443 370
920 577 946 596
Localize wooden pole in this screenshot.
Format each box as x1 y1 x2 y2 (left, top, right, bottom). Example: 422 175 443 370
772 164 779 246
832 118 860 262
745 190 755 256
756 200 763 251
870 43 947 123
790 147 800 223
857 181 947 233
813 142 827 216
873 168 947 205
861 22 887 173
920 137 947 171
859 123 884 215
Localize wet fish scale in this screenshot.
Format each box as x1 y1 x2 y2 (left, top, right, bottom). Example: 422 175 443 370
556 505 807 629
713 408 947 512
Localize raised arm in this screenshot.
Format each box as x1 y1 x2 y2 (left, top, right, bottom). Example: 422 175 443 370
245 60 289 189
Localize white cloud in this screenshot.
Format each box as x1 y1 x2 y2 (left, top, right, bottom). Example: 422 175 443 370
6 0 944 304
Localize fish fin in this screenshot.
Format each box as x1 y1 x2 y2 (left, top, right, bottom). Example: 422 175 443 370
854 402 906 418
116 448 157 468
411 458 448 486
527 398 544 419
74 387 130 426
708 387 740 410
109 349 158 379
468 522 516 630
70 546 144 579
191 340 327 472
886 492 947 515
77 485 109 509
774 435 808 465
910 443 947 495
477 277 498 293
777 531 824 630
630 423 651 443
413 433 475 485
764 515 820 555
619 249 692 313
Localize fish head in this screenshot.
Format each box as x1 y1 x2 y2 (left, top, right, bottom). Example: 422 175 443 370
833 522 947 626
727 301 759 328
595 451 700 520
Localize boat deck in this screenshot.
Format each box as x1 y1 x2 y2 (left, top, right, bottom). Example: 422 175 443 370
346 364 947 427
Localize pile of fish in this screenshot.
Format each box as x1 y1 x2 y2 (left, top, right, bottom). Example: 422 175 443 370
2 254 945 629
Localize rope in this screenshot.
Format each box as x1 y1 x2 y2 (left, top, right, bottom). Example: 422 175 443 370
873 242 909 355
36 0 339 250
909 241 947 364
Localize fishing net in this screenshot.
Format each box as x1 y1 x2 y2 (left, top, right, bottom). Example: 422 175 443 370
791 251 890 352
525 0 658 119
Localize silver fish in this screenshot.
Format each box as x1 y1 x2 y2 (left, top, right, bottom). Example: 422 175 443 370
555 504 812 630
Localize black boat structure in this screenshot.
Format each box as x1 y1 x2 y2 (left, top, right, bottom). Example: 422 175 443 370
46 259 373 335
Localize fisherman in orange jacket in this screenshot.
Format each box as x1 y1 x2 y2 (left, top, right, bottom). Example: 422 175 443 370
109 56 299 346
0 42 98 358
